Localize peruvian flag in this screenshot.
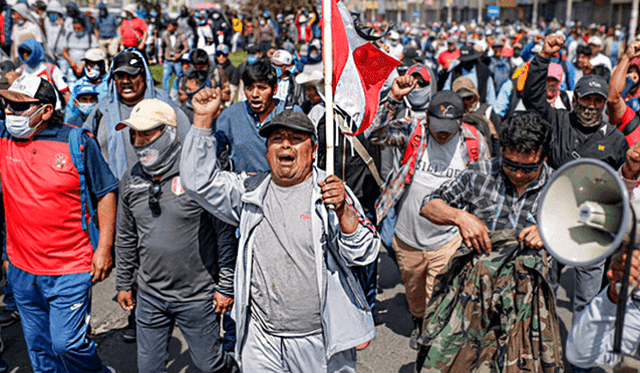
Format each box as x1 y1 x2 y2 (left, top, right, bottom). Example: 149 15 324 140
326 0 400 135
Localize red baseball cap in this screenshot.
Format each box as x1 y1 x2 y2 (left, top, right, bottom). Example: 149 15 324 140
407 64 430 83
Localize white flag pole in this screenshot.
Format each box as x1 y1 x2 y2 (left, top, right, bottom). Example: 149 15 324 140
323 0 335 176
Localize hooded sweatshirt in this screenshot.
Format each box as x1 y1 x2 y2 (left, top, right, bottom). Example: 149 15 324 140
84 49 191 179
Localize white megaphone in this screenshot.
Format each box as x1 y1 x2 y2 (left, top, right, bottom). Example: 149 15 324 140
538 158 640 267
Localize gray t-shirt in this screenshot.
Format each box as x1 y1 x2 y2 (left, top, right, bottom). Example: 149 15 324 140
250 176 322 337
395 133 464 249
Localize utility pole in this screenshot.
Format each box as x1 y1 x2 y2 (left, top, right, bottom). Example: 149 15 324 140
532 0 538 28
447 0 452 24
478 0 483 24
565 0 572 26
631 0 639 42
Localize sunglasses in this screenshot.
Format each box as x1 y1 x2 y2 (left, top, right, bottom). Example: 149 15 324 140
149 181 162 216
501 154 543 173
3 99 39 115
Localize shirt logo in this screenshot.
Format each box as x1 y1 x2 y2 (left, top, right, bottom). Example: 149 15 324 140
53 154 68 170
171 176 185 196
598 144 605 151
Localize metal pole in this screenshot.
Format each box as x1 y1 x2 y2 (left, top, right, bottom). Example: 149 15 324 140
565 0 572 26
532 0 538 29
323 0 334 176
478 0 483 24
447 0 452 24
631 0 639 43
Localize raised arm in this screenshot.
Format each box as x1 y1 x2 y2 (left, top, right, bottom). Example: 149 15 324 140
609 41 640 126
522 35 564 124
180 87 246 226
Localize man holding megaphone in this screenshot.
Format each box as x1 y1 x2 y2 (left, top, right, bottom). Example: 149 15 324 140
522 34 638 324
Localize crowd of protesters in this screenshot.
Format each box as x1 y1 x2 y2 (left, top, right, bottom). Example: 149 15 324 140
3 0 640 372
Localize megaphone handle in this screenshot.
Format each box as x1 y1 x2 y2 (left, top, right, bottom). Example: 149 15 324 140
614 205 637 353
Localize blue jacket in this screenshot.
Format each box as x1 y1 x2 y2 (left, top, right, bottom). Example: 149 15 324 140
180 126 380 364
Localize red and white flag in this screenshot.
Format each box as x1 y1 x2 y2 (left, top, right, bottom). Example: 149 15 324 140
327 0 400 135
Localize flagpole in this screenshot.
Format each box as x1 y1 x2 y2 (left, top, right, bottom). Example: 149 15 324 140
323 0 335 176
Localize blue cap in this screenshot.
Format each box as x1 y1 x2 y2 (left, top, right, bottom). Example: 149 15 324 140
98 2 106 9
263 10 271 18
216 44 229 55
75 82 99 97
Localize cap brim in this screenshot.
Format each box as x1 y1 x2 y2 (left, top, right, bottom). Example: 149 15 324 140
113 65 143 76
0 90 39 103
575 90 608 99
428 116 461 134
459 54 478 62
456 89 476 99
258 123 315 138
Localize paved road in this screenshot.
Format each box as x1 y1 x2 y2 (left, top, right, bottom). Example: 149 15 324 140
1 246 614 372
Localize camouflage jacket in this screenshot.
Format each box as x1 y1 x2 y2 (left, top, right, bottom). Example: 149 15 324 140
417 230 563 373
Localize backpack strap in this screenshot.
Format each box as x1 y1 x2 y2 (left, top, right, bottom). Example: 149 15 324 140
401 119 426 185
68 127 93 232
462 122 480 162
401 119 422 166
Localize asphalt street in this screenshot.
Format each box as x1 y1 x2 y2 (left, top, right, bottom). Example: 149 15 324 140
0 246 615 372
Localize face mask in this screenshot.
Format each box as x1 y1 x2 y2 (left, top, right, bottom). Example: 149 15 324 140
6 106 45 139
574 99 604 127
84 65 100 80
407 86 431 111
49 13 59 22
213 13 220 20
77 102 96 116
260 20 265 26
247 54 259 64
199 19 207 26
75 31 86 38
309 50 320 59
390 40 399 46
132 126 181 176
17 20 25 26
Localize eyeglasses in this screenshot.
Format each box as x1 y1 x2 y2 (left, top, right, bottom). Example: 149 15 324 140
148 181 162 216
501 154 544 173
3 99 39 115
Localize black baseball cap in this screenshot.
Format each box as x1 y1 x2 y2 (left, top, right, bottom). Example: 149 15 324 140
259 110 316 138
574 75 609 99
427 91 464 134
112 51 145 76
459 46 479 62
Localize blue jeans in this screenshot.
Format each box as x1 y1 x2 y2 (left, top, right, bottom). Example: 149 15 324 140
8 264 108 372
136 289 239 373
162 61 183 93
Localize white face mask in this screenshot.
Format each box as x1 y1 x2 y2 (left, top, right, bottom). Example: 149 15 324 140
6 105 45 139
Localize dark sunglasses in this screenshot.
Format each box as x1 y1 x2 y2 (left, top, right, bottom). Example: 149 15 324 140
501 154 543 173
149 181 162 216
3 99 39 114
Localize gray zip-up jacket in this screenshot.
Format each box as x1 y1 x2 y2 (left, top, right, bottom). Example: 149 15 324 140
180 126 380 364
